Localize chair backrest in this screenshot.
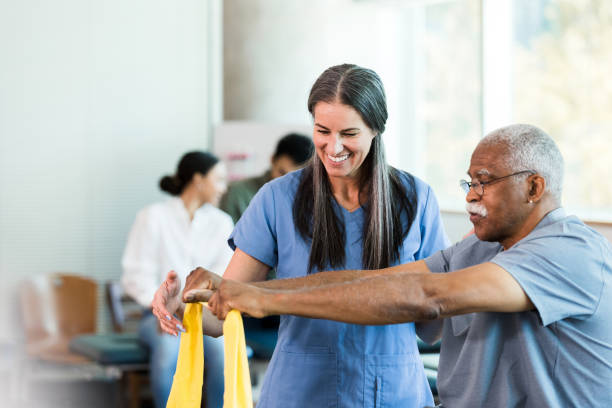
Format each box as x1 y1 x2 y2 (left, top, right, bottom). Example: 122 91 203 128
106 281 126 332
20 273 97 343
106 280 145 333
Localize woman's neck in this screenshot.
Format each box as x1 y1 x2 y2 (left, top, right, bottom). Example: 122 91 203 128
179 187 204 221
328 175 364 212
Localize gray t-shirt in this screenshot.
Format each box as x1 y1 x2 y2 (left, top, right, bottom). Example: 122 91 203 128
425 208 612 407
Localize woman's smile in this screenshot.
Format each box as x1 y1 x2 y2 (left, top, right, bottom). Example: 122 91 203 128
327 153 351 164
313 101 375 179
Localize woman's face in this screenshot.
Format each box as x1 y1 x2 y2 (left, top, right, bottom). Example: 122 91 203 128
198 162 228 206
312 101 376 180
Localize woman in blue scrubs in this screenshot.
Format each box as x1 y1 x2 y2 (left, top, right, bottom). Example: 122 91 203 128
154 64 449 407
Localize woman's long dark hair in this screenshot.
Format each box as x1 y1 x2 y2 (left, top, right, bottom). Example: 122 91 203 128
293 64 417 271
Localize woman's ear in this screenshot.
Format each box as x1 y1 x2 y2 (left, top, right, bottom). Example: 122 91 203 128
190 172 205 190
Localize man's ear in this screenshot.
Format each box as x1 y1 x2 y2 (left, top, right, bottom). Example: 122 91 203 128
529 174 546 202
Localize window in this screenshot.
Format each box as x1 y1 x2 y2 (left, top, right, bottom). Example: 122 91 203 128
510 0 612 219
224 0 612 220
408 0 482 210
406 0 611 219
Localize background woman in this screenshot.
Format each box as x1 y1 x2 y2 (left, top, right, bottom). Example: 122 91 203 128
154 64 449 407
121 151 233 408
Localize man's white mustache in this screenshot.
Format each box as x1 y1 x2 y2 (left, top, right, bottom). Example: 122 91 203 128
466 202 487 217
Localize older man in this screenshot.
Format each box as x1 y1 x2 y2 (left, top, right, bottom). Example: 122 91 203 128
161 124 611 407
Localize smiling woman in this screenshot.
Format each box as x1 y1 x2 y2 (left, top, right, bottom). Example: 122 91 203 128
151 64 450 408
295 64 424 272
219 64 450 407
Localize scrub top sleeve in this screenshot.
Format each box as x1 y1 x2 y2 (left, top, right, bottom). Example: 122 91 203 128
415 185 451 260
228 183 278 268
491 233 605 326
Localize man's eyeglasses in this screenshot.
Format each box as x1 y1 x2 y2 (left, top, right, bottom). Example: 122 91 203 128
459 170 535 196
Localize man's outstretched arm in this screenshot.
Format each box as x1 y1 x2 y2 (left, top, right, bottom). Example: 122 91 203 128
204 262 533 325
251 259 431 290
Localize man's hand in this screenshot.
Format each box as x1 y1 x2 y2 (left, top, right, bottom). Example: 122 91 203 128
186 279 269 320
182 266 223 303
151 271 185 336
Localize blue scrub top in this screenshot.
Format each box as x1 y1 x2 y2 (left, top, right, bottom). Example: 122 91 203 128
229 169 449 408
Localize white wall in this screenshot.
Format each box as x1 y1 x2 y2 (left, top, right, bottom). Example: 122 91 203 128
222 0 421 170
0 0 221 341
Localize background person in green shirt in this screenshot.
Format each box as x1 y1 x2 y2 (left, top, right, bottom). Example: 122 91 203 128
220 133 314 223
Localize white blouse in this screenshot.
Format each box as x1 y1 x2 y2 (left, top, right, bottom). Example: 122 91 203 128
121 197 234 307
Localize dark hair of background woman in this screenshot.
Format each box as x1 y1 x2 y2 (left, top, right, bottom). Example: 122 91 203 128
293 64 417 271
159 151 220 196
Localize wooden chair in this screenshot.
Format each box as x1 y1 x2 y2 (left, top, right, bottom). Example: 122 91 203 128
106 281 145 334
70 280 151 408
17 273 124 407
20 273 97 364
106 281 151 408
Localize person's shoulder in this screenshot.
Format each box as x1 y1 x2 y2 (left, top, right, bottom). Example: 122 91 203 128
264 168 304 194
230 173 267 192
394 169 430 195
130 199 177 232
224 179 256 202
394 169 439 210
541 214 611 260
198 204 233 227
526 210 607 246
450 234 503 263
137 199 174 218
561 215 608 244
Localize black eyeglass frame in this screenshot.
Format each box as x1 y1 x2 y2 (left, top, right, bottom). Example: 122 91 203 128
459 170 536 196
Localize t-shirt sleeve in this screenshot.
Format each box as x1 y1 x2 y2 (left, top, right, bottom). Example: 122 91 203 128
415 185 451 260
424 242 455 273
491 230 605 326
228 182 277 268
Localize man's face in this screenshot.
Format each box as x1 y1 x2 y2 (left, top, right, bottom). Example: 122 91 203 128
270 154 300 179
465 143 531 247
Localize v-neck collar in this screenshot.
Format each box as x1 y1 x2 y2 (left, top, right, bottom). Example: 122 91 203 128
331 197 364 216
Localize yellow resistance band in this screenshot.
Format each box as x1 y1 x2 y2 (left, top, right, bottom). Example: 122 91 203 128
167 302 204 408
166 304 253 408
223 310 253 408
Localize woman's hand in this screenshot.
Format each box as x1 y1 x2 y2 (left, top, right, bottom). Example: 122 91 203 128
182 266 223 302
151 270 186 336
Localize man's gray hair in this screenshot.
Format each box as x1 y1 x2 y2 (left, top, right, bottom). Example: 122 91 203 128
480 124 564 201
